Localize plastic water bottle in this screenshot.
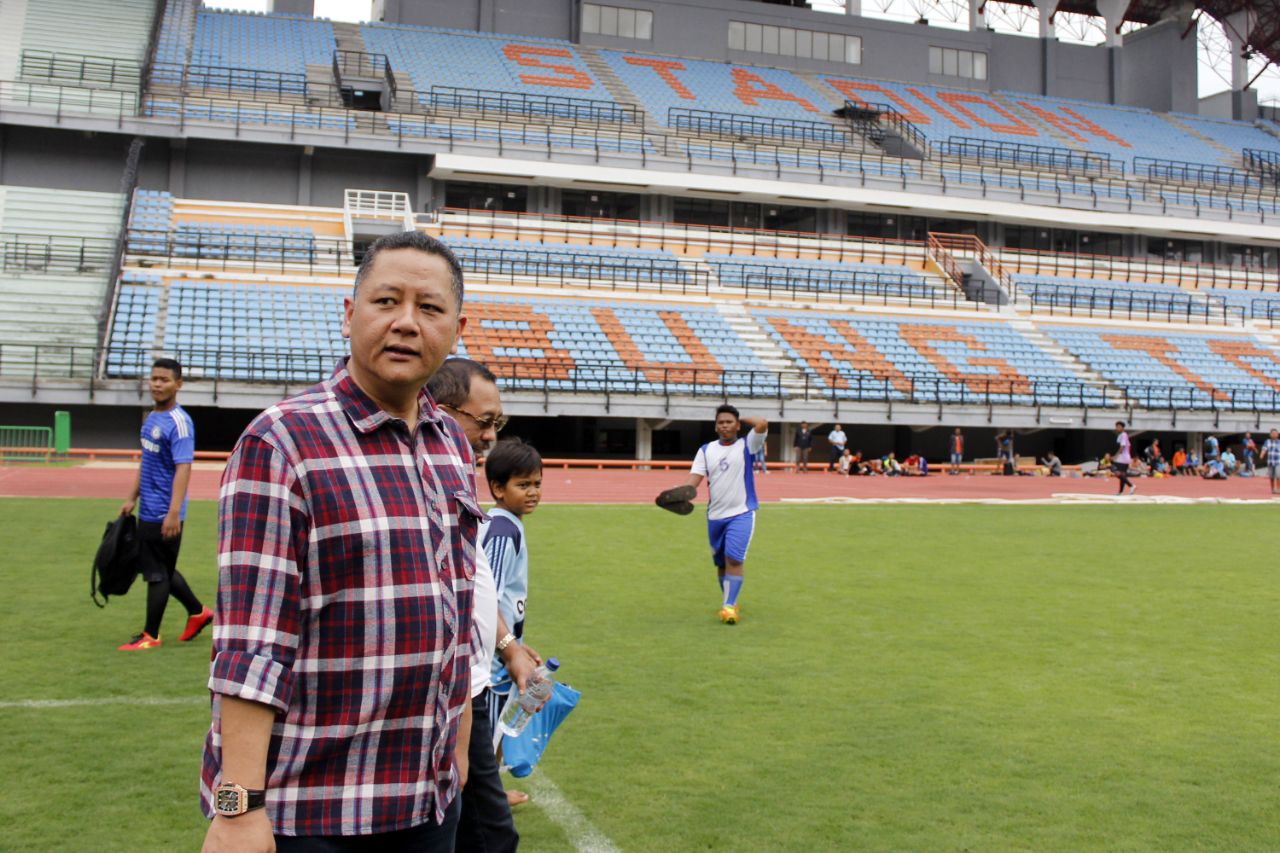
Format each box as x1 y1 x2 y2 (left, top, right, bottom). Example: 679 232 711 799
497 658 560 738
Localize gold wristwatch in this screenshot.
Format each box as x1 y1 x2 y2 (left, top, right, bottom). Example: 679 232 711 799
214 782 266 818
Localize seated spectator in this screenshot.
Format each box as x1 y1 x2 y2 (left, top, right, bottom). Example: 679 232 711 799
837 448 854 475
1171 446 1187 475
883 452 902 476
1185 450 1200 475
1221 448 1237 475
917 455 929 476
902 454 921 476
848 450 864 475
1202 458 1228 479
1145 439 1167 474
1041 451 1063 477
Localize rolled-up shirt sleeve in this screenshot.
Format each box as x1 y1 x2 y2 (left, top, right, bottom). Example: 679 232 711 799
210 433 304 713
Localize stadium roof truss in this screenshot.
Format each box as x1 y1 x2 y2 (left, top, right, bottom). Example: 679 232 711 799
859 2 1280 87
999 2 1280 84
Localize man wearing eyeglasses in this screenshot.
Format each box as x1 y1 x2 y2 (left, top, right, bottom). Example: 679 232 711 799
428 357 540 853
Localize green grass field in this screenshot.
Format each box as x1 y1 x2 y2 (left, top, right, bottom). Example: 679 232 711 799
1 497 1277 851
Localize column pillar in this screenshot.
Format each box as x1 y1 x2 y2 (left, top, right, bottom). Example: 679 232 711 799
167 139 186 197
297 145 313 206
1032 0 1057 38
636 418 653 462
846 0 861 16
968 0 987 31
1224 10 1258 121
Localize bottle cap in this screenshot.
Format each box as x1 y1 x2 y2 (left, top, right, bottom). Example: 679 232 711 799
545 657 560 672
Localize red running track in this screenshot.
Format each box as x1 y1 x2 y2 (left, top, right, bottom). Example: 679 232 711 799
0 463 1275 503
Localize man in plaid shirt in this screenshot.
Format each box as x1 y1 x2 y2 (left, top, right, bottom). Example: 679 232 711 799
201 232 481 852
1263 428 1280 496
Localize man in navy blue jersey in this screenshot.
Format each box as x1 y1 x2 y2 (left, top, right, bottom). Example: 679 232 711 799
117 358 211 651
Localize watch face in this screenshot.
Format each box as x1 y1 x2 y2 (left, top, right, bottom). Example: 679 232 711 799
216 787 244 815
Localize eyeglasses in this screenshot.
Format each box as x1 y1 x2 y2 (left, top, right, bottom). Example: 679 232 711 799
442 404 508 432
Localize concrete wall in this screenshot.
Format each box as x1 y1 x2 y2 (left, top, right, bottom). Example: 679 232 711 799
1118 18 1199 114
0 126 136 192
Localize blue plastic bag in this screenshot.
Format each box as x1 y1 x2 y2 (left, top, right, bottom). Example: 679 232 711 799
500 681 581 778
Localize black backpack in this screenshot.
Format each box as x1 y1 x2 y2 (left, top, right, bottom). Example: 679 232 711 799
92 514 140 607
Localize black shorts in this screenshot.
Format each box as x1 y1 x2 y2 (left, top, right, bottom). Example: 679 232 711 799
1112 462 1129 476
137 520 183 583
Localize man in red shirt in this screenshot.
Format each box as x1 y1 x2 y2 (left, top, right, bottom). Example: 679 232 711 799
201 232 481 852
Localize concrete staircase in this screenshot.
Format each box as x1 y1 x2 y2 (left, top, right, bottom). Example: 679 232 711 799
1157 113 1240 164
576 45 662 135
714 301 805 394
1016 320 1111 389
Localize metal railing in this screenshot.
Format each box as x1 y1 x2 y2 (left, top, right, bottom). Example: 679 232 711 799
838 100 931 156
1133 157 1261 192
426 85 637 125
0 232 117 274
437 206 930 268
0 79 140 116
737 269 995 308
124 228 356 274
1243 147 1280 184
938 136 1116 177
458 254 709 294
0 425 54 461
163 62 309 100
669 107 857 148
7 342 1278 414
19 50 141 89
928 232 1017 300
1022 283 1244 325
332 50 397 103
9 76 1280 220
995 246 1276 291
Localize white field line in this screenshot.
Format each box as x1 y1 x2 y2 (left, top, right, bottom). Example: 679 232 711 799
3 696 620 853
780 495 1280 506
523 773 621 853
0 695 206 709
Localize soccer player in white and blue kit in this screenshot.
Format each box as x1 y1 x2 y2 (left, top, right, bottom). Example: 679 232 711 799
682 404 767 625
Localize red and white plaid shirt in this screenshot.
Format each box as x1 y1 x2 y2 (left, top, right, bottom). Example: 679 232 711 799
201 359 481 836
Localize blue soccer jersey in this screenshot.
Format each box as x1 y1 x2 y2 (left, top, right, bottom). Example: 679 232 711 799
483 507 528 682
139 406 195 522
691 430 766 521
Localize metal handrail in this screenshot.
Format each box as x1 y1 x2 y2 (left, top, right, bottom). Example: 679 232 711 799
5 342 1278 413
19 50 141 89
1022 281 1244 325
9 78 1280 223
938 136 1116 177
427 85 638 125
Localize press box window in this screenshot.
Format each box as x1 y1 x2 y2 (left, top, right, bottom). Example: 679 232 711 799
583 4 653 40
930 46 987 80
729 20 860 65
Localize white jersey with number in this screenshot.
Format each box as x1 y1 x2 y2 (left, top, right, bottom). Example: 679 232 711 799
691 430 766 521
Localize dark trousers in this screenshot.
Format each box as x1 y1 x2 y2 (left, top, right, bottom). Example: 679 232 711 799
137 521 201 638
456 694 519 853
275 794 461 852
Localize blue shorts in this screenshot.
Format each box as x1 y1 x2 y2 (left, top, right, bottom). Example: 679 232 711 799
950 453 963 465
707 511 755 568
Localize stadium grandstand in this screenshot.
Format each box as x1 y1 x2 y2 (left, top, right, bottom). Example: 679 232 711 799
2 0 1280 468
